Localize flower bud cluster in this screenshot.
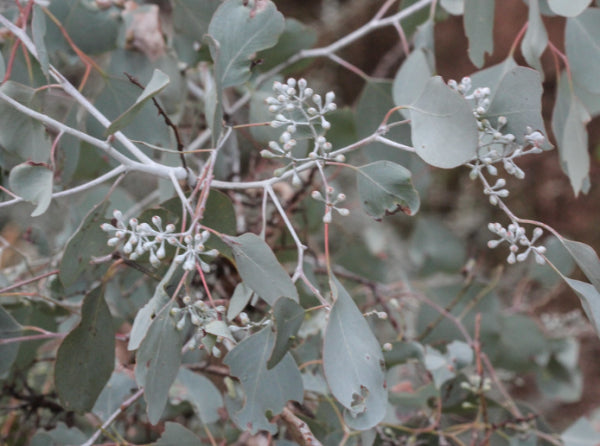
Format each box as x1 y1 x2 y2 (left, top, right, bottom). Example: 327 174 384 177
101 211 175 266
451 78 546 184
101 210 218 271
262 78 338 179
460 375 492 393
311 187 350 223
487 222 546 264
170 295 226 352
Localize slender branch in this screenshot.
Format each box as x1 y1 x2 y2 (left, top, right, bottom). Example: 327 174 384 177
228 0 433 114
81 388 145 446
0 15 159 166
0 91 187 182
0 270 59 294
124 72 188 170
0 166 127 210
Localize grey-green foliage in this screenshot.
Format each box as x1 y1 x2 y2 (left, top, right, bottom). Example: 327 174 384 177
323 277 387 430
135 301 182 425
224 325 304 434
1 0 600 444
409 76 479 168
228 233 299 306
55 287 114 412
0 305 22 377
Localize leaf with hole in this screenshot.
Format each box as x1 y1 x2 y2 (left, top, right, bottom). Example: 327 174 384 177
224 325 303 434
357 160 420 220
323 276 387 430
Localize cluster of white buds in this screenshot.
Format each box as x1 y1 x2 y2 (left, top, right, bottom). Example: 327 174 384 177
170 295 226 353
101 210 219 271
541 310 588 337
488 223 546 264
101 211 175 266
262 78 338 174
483 178 509 205
173 230 219 272
460 375 492 393
311 187 349 223
451 77 545 183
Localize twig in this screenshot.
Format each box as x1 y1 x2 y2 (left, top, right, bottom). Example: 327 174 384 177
0 269 59 294
81 388 145 446
281 407 323 446
124 72 188 170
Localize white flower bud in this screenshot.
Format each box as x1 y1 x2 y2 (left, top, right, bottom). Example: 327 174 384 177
487 240 500 249
149 251 160 267
335 154 346 162
156 243 166 259
260 149 276 158
190 312 201 326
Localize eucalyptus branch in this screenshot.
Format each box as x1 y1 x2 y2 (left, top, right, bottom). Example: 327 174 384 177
0 90 187 183
228 0 434 114
81 388 145 446
0 166 127 210
0 15 161 166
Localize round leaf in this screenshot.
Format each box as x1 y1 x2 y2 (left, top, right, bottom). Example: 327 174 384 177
207 0 285 89
409 76 478 168
357 160 420 220
9 163 53 217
